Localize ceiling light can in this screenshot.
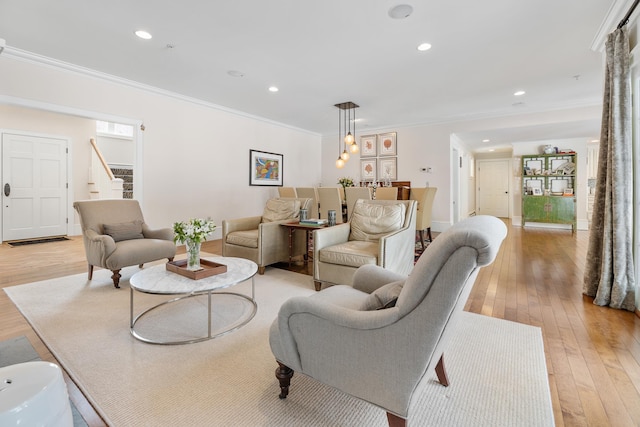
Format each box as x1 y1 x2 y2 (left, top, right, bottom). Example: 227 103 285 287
134 30 152 40
417 43 432 51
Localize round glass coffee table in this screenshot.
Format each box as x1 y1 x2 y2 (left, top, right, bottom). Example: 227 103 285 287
129 256 258 345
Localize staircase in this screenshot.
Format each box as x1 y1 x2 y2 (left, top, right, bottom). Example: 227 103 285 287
111 167 133 199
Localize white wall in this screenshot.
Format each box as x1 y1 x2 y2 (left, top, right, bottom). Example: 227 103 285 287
0 56 322 239
321 107 601 231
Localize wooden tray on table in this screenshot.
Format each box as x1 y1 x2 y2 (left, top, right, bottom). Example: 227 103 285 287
166 259 227 280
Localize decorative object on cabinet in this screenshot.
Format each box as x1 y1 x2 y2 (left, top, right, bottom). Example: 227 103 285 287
249 149 283 186
521 153 576 232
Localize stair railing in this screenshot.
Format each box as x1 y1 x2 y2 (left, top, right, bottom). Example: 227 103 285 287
89 138 123 199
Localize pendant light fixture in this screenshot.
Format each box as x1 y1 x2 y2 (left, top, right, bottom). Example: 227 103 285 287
334 102 359 168
335 106 345 168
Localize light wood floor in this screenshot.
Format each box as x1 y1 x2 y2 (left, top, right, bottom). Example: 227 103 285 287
1 222 639 426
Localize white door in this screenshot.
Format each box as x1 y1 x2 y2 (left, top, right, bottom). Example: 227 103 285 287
451 148 460 223
477 159 510 218
2 133 68 241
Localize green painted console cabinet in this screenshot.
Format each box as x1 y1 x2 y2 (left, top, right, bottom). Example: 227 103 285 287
521 153 576 232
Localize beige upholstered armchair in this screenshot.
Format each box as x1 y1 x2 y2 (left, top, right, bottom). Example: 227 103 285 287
222 197 311 274
73 199 176 288
313 199 416 291
269 215 507 427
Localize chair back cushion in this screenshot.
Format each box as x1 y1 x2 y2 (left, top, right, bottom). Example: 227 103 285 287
349 200 406 242
103 220 144 242
74 199 145 234
261 198 301 223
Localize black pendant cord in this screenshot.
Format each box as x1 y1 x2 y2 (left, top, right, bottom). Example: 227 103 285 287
618 0 640 29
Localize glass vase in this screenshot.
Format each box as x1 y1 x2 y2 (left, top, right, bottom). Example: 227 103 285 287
185 239 201 271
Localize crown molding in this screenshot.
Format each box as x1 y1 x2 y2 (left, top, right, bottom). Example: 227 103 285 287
2 47 320 137
591 0 635 52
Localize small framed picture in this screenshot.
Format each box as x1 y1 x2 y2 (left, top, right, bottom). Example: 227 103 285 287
360 158 377 181
360 135 377 157
532 188 543 196
378 157 397 180
249 149 283 186
378 132 397 156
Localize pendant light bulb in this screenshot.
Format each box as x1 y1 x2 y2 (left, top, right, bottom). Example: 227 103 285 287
336 157 345 168
341 149 350 161
345 132 354 145
350 142 359 154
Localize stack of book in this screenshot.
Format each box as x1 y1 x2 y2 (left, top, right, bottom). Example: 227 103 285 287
299 218 327 226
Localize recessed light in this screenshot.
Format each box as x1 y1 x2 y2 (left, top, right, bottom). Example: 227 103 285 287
388 4 413 19
268 86 279 93
482 139 490 143
417 43 432 51
488 149 495 152
590 139 599 143
134 30 152 40
514 90 526 96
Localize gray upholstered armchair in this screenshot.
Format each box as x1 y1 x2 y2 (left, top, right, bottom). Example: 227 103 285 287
222 197 312 274
269 215 507 427
313 199 416 291
73 199 176 288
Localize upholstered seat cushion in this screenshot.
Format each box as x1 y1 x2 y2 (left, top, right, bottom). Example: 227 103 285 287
225 229 259 248
262 199 301 223
349 201 406 242
318 241 378 268
103 238 177 270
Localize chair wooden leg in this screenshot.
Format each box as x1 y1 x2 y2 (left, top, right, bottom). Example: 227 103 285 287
435 354 449 387
168 257 174 262
275 362 294 399
427 227 433 242
87 264 94 280
386 412 407 427
138 264 144 268
258 266 266 275
418 230 425 251
111 269 122 289
314 280 322 291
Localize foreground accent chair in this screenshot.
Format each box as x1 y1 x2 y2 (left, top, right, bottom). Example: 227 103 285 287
73 199 176 288
410 187 438 250
313 199 416 291
269 215 507 427
222 197 311 274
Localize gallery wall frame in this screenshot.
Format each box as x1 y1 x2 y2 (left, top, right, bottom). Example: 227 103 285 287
378 132 397 156
378 157 398 180
360 158 377 181
360 134 377 157
249 149 283 186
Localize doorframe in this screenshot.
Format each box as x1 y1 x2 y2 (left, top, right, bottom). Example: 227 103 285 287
0 94 144 237
476 158 512 219
0 129 72 242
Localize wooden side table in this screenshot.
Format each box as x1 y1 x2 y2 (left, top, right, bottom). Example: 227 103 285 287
280 221 328 266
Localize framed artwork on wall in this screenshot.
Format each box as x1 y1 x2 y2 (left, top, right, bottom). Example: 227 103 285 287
378 157 398 180
360 135 377 157
249 149 283 186
378 132 397 156
360 158 377 182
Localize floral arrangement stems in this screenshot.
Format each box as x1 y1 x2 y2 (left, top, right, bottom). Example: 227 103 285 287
173 218 216 271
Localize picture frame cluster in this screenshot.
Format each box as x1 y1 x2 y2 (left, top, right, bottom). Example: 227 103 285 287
359 132 398 181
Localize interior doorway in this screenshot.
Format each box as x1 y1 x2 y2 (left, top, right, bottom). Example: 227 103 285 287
476 159 510 218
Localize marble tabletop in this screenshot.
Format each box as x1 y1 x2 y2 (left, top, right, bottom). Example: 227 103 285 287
130 256 258 295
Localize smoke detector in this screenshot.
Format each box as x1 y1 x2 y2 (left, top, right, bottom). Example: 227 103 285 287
388 4 413 19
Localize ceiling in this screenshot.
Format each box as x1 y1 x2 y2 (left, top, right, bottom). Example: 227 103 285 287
0 0 619 152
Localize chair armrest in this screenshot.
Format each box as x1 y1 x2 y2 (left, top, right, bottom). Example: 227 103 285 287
313 223 350 252
223 216 262 235
83 229 117 265
142 224 174 241
352 265 407 294
378 224 415 274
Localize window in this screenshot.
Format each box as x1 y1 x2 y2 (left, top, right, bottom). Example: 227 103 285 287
96 120 133 138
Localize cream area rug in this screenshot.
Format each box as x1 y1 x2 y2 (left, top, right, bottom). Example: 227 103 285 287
5 260 554 426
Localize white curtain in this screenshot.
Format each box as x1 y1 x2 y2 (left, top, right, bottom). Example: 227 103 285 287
583 27 636 311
